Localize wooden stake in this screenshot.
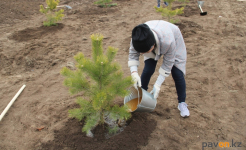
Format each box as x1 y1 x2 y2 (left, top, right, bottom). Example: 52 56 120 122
0 85 26 122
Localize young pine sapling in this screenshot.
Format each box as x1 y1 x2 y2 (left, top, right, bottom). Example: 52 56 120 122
177 0 189 7
61 34 132 137
94 0 117 8
40 0 64 26
155 0 184 24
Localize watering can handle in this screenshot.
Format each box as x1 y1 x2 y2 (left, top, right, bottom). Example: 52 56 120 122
137 87 140 105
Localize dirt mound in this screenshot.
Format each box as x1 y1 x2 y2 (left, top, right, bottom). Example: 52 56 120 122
182 5 200 17
9 24 64 42
40 113 156 150
176 20 203 38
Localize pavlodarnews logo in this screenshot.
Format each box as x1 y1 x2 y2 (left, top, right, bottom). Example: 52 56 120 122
202 139 242 150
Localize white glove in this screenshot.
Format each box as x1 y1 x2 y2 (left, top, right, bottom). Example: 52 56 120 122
150 84 161 99
150 74 166 99
131 72 141 89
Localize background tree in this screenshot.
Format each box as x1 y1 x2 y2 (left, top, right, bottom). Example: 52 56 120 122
40 0 64 26
94 0 117 8
155 0 184 24
61 34 132 137
177 0 189 7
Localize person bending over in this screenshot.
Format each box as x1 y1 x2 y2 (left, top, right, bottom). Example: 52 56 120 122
128 20 189 117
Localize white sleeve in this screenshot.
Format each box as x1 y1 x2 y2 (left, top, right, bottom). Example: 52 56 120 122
155 74 166 86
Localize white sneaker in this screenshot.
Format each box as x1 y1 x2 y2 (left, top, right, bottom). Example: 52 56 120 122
178 102 190 117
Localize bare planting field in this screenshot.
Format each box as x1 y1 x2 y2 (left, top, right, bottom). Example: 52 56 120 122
0 0 245 149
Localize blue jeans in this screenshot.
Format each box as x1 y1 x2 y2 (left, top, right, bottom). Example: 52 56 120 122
157 0 168 7
157 0 160 7
141 59 186 103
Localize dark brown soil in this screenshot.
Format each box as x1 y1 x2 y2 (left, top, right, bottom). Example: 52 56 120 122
39 112 157 150
0 0 43 25
9 24 65 42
